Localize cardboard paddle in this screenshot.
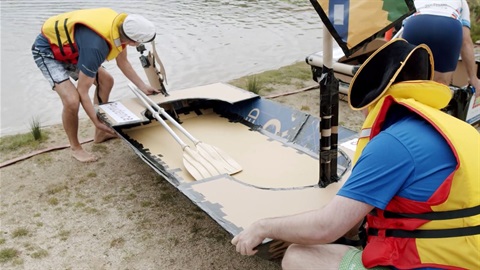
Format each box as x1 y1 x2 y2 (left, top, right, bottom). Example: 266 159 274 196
128 83 242 180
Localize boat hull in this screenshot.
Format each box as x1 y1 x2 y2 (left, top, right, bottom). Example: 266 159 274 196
98 83 358 259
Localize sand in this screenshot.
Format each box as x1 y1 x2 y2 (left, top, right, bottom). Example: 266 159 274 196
0 80 377 269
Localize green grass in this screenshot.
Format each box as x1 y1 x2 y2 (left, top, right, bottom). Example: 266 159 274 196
74 202 86 208
46 184 68 195
30 249 48 259
140 201 153 208
300 105 311 111
82 207 99 214
0 248 19 263
254 62 312 84
110 237 125 248
167 236 180 247
91 143 108 154
47 197 59 206
12 228 29 238
246 76 262 94
57 230 70 241
471 1 480 42
229 61 312 93
29 117 42 141
86 172 97 178
0 131 49 152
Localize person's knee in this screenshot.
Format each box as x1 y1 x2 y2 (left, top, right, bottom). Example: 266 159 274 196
282 243 351 269
98 69 114 90
55 83 80 111
281 244 303 270
103 72 114 89
61 94 80 113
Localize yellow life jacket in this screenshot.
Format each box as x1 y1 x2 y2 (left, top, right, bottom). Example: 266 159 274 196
355 81 480 269
41 8 126 64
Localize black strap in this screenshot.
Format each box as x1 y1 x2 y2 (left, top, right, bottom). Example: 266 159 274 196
54 20 65 56
368 225 480 238
332 237 364 247
383 205 480 220
63 18 76 54
333 218 368 247
95 72 103 105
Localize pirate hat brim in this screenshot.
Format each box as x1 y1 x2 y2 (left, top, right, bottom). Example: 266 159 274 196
348 38 434 110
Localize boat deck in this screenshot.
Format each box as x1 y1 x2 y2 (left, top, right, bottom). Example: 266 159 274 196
98 82 358 259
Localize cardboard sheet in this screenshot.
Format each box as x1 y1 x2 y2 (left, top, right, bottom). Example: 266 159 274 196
125 111 334 188
184 176 344 231
98 83 258 126
179 143 354 234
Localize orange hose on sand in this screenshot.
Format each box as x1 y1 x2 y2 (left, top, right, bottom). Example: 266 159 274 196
0 138 94 168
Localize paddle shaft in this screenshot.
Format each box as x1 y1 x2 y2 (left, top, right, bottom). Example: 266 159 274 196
132 85 201 146
129 85 189 149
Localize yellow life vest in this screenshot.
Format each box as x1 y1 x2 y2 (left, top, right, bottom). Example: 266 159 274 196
41 8 126 63
356 81 480 269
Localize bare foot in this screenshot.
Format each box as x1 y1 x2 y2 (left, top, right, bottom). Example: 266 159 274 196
94 129 117 143
71 148 98 162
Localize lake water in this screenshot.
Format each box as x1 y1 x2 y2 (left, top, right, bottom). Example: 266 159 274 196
0 0 324 136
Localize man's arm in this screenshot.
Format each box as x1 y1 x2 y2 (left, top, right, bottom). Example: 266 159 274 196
461 26 480 98
116 49 159 95
231 196 373 256
77 71 115 134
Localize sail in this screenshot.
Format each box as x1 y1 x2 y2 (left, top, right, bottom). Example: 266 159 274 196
310 0 415 57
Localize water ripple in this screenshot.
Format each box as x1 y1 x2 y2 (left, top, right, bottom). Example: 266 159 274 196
1 0 324 135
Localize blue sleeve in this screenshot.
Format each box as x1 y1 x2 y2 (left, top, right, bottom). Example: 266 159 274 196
74 26 109 78
337 133 415 210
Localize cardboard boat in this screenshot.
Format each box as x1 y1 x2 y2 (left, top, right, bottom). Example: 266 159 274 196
97 1 480 259
93 0 479 262
97 81 358 259
306 38 480 126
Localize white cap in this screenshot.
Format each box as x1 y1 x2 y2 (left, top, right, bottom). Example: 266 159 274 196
123 14 156 43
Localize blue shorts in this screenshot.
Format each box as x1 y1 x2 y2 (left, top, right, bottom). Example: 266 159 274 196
31 44 79 90
403 14 463 72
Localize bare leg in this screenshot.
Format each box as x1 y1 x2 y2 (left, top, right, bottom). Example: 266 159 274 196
93 68 117 143
281 243 351 269
55 80 97 162
434 70 454 86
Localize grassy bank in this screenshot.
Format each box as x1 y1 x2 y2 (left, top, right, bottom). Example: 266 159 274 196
228 62 313 94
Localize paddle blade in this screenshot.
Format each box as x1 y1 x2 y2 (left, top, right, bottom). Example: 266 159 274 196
183 147 229 180
196 142 242 175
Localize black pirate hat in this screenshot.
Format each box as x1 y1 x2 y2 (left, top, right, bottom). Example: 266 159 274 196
348 38 434 110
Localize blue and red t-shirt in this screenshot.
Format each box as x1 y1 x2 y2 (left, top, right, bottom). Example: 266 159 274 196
338 105 457 208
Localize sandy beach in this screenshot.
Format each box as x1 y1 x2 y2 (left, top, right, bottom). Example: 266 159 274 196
0 72 367 269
